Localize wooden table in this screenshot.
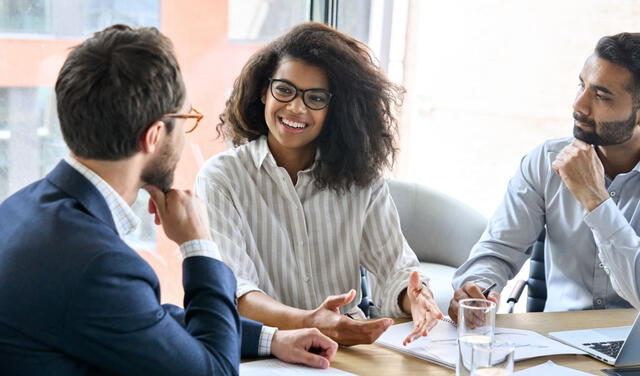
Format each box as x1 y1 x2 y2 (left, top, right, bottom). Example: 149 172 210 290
329 309 637 375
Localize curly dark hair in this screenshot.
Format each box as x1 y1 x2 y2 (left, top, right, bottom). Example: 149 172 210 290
218 22 404 193
596 32 640 107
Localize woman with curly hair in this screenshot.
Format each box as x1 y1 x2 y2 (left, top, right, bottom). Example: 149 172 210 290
195 22 441 346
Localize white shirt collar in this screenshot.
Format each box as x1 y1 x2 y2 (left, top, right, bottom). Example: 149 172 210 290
64 156 140 237
249 136 320 174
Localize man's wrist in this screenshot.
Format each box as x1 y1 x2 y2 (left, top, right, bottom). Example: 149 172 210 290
583 194 608 212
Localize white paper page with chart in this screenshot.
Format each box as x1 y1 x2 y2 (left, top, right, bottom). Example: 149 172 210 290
375 320 585 369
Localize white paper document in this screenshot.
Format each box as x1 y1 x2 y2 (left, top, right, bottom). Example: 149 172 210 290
514 360 594 375
240 358 356 375
375 320 585 369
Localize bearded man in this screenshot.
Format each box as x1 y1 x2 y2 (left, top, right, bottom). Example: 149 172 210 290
449 33 640 320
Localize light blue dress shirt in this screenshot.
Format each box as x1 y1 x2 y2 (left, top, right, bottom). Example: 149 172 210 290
453 137 640 311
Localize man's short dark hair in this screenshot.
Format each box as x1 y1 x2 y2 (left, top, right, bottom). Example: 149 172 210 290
596 32 640 105
55 24 185 160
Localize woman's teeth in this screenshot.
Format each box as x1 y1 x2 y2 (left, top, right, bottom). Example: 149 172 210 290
281 118 306 129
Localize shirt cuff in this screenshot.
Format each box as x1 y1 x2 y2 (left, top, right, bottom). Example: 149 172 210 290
258 325 277 356
583 198 628 243
179 239 221 261
467 276 495 290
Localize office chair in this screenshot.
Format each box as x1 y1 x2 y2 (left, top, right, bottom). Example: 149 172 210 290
358 179 487 316
507 229 547 312
358 265 375 317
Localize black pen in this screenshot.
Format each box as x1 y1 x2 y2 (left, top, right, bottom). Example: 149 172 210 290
482 282 497 298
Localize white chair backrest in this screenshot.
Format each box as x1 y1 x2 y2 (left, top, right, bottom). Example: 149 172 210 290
387 179 487 268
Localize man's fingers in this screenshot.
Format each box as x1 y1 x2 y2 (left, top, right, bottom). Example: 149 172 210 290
488 291 500 305
307 331 338 361
144 185 166 214
292 348 330 369
448 296 461 322
450 282 486 323
147 198 161 225
572 139 590 149
462 283 485 299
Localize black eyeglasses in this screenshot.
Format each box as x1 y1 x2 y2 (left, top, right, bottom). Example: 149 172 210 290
268 78 332 110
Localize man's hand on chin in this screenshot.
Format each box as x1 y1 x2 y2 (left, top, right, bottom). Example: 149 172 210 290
551 139 609 212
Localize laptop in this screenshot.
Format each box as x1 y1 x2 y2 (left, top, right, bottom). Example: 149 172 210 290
549 313 640 367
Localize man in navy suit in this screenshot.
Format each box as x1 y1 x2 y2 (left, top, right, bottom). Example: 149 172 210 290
0 24 337 375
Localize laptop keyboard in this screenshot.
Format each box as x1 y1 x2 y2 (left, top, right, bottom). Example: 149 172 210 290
582 340 624 358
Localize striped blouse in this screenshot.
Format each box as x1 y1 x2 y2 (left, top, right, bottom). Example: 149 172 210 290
195 136 428 318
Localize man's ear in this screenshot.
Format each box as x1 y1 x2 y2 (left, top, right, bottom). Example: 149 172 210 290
141 121 164 154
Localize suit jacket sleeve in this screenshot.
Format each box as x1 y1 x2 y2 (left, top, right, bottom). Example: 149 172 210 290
162 303 263 358
240 317 263 358
62 252 244 376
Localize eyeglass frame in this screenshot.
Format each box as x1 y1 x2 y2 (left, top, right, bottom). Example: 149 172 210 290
163 107 203 133
268 78 333 110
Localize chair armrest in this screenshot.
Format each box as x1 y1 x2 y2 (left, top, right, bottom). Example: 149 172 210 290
507 279 528 313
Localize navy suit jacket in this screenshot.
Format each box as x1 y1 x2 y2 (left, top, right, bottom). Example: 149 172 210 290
0 161 262 375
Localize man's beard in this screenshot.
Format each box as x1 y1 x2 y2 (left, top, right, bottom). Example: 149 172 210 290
573 110 637 146
141 141 178 193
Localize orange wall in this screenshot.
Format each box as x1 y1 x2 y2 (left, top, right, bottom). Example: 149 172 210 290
148 0 262 305
0 0 262 306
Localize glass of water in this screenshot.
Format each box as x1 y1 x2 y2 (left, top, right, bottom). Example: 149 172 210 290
456 298 497 376
470 342 515 376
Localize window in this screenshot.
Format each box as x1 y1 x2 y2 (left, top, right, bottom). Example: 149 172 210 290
0 140 7 200
228 0 309 43
311 0 406 76
0 85 156 249
84 0 160 35
0 0 159 38
336 0 371 44
0 87 51 196
0 0 50 34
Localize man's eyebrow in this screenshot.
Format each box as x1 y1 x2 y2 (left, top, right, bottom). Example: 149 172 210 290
579 75 615 95
592 84 614 95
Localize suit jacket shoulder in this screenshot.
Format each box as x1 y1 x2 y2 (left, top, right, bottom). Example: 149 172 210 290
0 161 251 375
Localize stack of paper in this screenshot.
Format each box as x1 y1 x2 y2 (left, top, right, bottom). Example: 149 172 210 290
240 359 356 375
375 320 585 369
514 361 593 375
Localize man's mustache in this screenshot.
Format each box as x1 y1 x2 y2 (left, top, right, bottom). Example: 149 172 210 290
573 112 596 127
